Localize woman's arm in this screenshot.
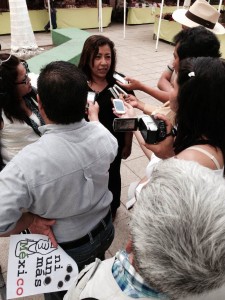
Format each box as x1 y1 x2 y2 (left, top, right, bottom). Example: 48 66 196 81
119 77 170 103
157 68 174 92
124 94 158 115
134 131 152 159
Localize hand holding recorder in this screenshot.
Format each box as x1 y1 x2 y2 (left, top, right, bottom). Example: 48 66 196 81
124 94 144 110
113 99 126 114
113 73 129 85
143 114 176 158
112 101 176 145
109 84 129 115
109 84 128 99
87 91 96 103
112 101 136 118
114 74 142 91
87 99 99 122
113 114 168 144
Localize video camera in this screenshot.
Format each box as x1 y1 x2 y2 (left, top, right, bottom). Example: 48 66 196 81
113 114 167 144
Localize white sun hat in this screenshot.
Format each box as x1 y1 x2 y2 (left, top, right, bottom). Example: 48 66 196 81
172 0 225 35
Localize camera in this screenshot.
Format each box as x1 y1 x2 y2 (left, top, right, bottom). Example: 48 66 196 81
113 114 167 144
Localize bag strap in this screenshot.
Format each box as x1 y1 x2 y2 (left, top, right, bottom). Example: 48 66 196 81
64 259 101 300
23 115 41 137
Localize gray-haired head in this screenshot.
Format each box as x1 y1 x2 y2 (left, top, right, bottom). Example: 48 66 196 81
131 158 225 299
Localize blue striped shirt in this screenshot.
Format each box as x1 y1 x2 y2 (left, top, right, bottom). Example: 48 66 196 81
112 250 167 299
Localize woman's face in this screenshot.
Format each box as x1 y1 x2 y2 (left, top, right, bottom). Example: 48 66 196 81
172 44 180 74
90 44 112 79
15 63 32 98
169 77 179 112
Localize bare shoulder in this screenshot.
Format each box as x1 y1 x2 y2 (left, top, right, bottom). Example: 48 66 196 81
176 145 224 170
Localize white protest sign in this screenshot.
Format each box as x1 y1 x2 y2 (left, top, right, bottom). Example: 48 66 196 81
7 234 78 299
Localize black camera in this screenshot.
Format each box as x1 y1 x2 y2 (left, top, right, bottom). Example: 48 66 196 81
113 115 167 144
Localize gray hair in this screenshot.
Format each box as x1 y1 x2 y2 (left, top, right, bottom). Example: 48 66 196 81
131 158 225 299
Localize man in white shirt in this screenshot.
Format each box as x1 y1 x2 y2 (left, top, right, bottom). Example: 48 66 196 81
0 61 118 300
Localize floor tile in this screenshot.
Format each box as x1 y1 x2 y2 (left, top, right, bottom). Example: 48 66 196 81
120 163 141 187
124 155 149 179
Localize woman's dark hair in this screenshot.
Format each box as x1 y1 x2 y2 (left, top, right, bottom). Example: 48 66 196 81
173 26 221 60
0 53 26 122
78 35 116 82
174 57 225 164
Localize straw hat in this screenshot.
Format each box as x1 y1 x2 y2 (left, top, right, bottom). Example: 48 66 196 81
172 0 225 35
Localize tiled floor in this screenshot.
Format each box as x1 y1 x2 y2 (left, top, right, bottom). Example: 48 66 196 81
0 22 173 299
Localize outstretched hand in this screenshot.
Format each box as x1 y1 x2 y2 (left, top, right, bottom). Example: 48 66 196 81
113 101 136 118
87 101 99 121
118 77 142 91
123 94 139 108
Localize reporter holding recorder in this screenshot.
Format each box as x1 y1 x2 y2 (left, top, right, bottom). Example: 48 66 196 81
119 25 221 107
146 57 225 177
119 57 225 178
118 25 222 159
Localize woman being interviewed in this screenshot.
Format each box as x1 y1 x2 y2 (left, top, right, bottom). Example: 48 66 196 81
146 56 225 175
0 54 44 169
78 35 134 219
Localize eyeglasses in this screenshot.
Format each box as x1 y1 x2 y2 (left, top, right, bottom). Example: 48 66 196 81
15 73 29 85
21 61 30 73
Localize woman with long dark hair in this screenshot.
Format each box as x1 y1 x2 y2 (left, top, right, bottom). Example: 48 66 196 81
146 56 225 176
79 35 134 218
0 53 44 169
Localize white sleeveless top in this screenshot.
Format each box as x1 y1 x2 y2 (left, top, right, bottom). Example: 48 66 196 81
0 111 40 164
186 146 224 177
146 148 224 179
